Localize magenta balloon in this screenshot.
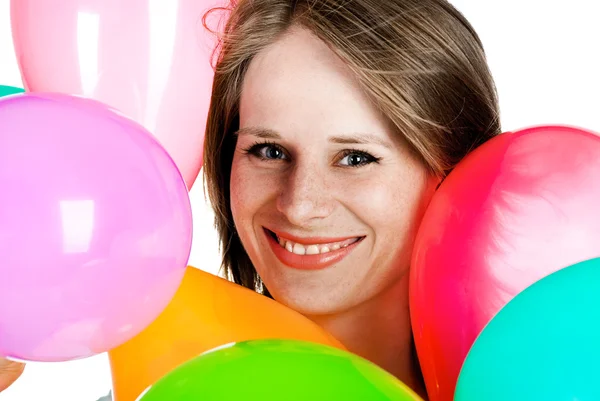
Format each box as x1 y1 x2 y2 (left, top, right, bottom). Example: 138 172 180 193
409 125 600 401
0 93 192 362
10 0 228 189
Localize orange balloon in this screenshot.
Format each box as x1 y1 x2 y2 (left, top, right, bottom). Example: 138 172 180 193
108 266 344 401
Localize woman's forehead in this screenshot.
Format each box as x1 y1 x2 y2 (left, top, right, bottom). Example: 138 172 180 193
239 27 391 140
241 26 358 103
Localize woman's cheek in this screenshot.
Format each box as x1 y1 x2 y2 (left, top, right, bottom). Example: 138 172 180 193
229 159 254 224
342 174 403 217
341 169 429 243
230 160 280 221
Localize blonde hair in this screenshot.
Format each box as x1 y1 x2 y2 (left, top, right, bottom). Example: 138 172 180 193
203 0 501 291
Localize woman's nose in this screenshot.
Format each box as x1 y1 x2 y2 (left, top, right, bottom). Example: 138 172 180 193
276 164 335 226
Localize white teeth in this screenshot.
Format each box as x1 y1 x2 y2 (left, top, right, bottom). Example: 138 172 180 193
275 234 361 255
306 245 320 255
292 243 306 255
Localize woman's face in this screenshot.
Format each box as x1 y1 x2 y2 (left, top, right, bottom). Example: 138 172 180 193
230 26 438 315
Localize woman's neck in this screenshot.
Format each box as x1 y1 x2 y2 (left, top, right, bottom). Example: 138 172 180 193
306 274 427 399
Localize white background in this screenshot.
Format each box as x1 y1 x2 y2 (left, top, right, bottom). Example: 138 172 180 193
1 0 599 400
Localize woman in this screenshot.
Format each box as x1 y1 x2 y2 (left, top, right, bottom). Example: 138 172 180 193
203 0 500 398
1 0 500 398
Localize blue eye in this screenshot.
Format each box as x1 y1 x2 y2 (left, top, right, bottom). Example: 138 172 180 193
244 142 288 161
262 145 285 159
338 150 380 167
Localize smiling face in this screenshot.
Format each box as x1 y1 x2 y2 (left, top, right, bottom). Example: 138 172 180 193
230 26 438 315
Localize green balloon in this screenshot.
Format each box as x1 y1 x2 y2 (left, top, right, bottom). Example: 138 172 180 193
139 339 422 401
455 258 600 401
0 85 25 98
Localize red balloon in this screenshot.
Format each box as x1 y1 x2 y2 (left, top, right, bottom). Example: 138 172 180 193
410 125 600 401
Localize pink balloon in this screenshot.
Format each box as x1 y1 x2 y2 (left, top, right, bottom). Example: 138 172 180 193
410 125 600 401
10 0 228 189
0 93 192 362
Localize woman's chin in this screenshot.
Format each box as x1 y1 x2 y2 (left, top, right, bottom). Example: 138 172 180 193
269 286 355 317
257 256 365 316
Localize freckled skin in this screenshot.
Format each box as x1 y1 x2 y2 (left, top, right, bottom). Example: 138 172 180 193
230 26 438 316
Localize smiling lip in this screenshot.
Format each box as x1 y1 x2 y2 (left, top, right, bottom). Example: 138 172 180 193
264 228 364 270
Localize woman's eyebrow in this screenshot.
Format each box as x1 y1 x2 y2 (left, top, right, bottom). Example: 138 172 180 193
235 127 392 148
234 127 280 139
329 133 392 148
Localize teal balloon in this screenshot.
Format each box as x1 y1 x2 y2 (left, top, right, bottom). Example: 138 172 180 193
138 339 423 401
455 258 600 401
0 85 24 98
